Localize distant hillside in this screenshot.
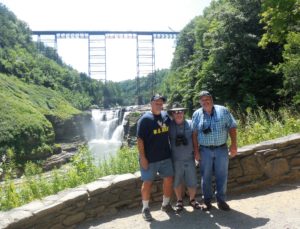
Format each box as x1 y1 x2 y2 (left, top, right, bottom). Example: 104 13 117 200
116 69 170 105
0 73 81 160
0 3 103 160
0 3 107 109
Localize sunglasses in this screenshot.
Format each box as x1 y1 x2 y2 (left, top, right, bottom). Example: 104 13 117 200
172 110 184 114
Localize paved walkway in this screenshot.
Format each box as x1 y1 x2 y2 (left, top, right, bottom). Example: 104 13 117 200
77 180 300 229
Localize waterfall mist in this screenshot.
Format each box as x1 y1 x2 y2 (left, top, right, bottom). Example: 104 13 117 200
87 109 129 163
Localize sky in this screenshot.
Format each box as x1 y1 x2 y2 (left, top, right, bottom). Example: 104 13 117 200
0 0 212 81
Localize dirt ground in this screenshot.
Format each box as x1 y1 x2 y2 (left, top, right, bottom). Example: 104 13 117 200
77 180 300 229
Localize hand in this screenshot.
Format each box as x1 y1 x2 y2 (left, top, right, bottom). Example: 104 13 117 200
229 144 237 157
194 152 200 161
140 157 149 170
195 159 200 168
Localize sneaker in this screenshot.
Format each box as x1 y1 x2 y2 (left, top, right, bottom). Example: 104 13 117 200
142 208 153 221
202 201 212 211
161 203 174 212
217 201 230 211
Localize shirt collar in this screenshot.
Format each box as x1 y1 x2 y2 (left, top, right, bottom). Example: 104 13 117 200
202 106 215 116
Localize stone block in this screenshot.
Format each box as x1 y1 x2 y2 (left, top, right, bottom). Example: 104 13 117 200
291 157 300 166
127 202 140 209
228 162 244 178
85 180 111 196
289 168 300 179
76 200 87 208
262 149 282 162
119 188 140 200
56 189 88 205
237 146 255 157
98 175 117 182
240 156 263 176
97 207 117 218
111 199 134 209
17 200 45 214
33 214 66 229
273 133 300 147
62 212 86 226
280 145 299 156
111 173 137 187
264 158 289 178
31 190 87 219
84 205 105 218
227 181 239 190
49 223 65 229
235 174 263 184
257 133 300 149
0 214 11 229
1 209 33 229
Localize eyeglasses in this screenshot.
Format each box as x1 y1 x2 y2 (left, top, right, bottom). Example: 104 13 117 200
172 110 184 114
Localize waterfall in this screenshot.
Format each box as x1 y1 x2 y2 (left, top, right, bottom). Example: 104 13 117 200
88 109 129 163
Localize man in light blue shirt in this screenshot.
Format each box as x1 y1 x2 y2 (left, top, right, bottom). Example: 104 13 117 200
192 91 237 211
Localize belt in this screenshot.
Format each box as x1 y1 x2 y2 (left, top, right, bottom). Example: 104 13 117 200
200 143 226 149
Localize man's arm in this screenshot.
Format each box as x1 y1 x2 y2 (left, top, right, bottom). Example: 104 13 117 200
137 137 148 169
192 131 200 161
229 128 237 157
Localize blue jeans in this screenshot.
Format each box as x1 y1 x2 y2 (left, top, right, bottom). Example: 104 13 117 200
200 145 229 203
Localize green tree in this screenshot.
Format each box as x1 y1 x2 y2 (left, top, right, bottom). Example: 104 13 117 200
279 32 300 105
259 0 300 48
168 0 283 110
259 0 300 107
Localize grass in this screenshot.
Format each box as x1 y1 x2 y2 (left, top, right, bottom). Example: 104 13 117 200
0 107 300 211
236 107 300 147
0 146 139 211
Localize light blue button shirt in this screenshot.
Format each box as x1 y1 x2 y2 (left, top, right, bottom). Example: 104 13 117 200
192 105 237 146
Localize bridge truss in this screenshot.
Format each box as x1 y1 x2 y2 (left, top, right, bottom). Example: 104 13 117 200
32 30 179 104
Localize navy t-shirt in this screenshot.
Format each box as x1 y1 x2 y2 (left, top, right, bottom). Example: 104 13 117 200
137 111 171 163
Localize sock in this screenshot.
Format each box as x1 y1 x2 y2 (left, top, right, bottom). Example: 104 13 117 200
142 200 149 211
162 196 170 206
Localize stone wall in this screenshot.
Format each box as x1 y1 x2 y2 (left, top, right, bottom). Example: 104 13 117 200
1 133 300 229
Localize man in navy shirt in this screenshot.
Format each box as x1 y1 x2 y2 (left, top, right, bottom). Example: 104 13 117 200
137 94 174 221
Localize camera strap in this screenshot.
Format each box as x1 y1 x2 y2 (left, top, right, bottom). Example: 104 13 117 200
175 121 186 136
201 107 214 130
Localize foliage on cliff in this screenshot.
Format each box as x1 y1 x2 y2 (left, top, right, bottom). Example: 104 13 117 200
162 0 300 112
0 73 81 160
0 4 93 159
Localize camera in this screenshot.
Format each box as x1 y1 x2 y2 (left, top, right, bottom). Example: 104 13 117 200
175 134 188 146
202 127 211 134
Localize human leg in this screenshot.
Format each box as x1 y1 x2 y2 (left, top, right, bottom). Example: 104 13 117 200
173 161 184 200
173 161 184 212
200 146 214 203
174 184 183 200
214 146 230 211
141 181 152 205
158 158 174 211
174 185 184 212
181 160 200 209
214 146 229 203
140 161 157 220
158 158 174 200
163 176 173 202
